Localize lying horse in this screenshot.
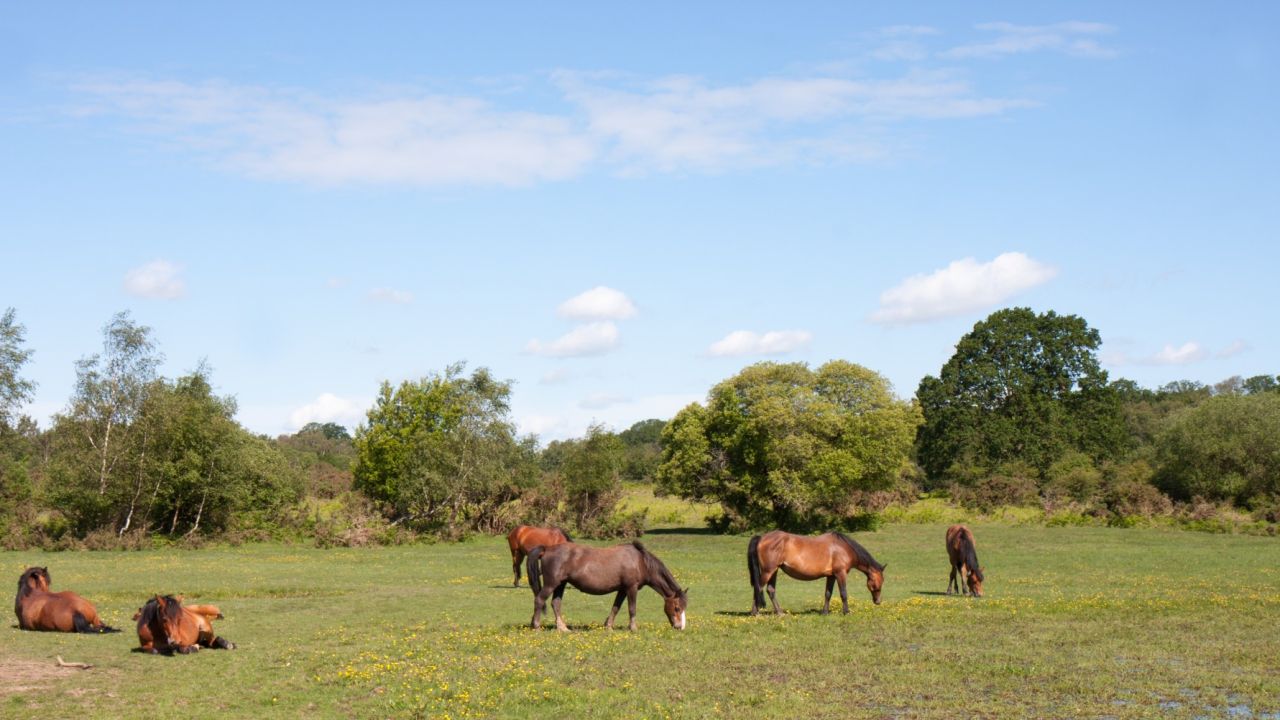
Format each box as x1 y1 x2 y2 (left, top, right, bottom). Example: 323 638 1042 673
747 531 886 615
135 595 235 654
527 541 687 631
946 524 985 597
14 567 119 633
506 525 572 587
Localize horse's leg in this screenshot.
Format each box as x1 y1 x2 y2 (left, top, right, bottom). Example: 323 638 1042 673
836 569 849 614
210 636 235 650
958 565 969 596
551 583 569 632
512 548 524 587
626 587 639 631
531 585 553 629
821 576 834 615
605 590 626 629
947 563 957 595
766 570 783 615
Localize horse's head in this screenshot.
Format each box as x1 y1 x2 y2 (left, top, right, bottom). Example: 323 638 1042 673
967 566 985 598
662 587 689 630
152 595 186 648
17 567 49 595
867 564 886 605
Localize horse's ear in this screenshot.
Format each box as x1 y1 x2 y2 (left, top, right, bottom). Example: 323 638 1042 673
881 563 888 571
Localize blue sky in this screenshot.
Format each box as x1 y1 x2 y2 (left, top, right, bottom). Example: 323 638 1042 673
2 3 1277 440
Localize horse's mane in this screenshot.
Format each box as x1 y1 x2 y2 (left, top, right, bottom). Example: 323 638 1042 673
16 567 46 598
834 532 884 572
631 541 682 597
139 595 185 626
556 527 573 543
961 534 983 581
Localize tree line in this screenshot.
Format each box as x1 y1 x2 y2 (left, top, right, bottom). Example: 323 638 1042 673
1 306 1277 548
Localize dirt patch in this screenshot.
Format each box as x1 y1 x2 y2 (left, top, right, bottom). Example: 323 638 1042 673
0 657 85 695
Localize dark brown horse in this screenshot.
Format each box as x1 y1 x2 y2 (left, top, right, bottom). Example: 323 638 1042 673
134 595 235 654
527 541 687 631
946 524 985 597
506 525 572 587
747 531 886 615
14 567 119 633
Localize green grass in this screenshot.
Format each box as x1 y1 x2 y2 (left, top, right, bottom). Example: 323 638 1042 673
3 525 1279 719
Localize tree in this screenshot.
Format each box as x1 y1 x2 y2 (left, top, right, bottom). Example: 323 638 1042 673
353 363 537 535
0 308 36 427
658 360 921 530
618 418 665 483
1154 393 1280 504
915 308 1126 485
560 424 626 530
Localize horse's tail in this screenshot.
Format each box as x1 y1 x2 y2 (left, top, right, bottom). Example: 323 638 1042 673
747 535 764 608
556 527 573 543
72 611 120 634
527 546 545 595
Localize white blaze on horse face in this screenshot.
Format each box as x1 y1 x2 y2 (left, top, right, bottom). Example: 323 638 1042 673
677 610 686 630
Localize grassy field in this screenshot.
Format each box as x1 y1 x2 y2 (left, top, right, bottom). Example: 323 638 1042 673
3 524 1279 719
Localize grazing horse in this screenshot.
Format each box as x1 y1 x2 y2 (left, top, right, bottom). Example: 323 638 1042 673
506 524 572 587
946 524 985 597
14 567 119 633
747 531 886 615
527 541 687 631
134 595 235 655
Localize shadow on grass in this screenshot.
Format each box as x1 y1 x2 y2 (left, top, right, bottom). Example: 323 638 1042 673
643 527 721 536
912 590 952 596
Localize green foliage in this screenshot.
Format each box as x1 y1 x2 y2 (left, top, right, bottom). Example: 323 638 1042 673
618 418 665 483
1154 393 1280 503
352 363 538 536
0 307 36 426
916 308 1127 485
559 424 627 533
658 360 921 530
276 423 356 498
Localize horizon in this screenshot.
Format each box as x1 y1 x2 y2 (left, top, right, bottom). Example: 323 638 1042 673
4 3 1276 441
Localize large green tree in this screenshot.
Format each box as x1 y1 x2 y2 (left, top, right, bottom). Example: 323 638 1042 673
1154 393 1280 503
915 308 1126 485
353 363 537 535
658 360 921 530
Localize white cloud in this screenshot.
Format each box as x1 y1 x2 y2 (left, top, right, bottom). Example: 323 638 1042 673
72 80 597 187
579 392 629 410
123 259 185 299
1218 340 1249 359
557 286 638 320
288 393 366 431
869 252 1058 325
707 329 812 357
70 66 1037 184
368 287 413 304
540 368 573 385
1103 341 1210 367
526 321 620 358
944 21 1118 60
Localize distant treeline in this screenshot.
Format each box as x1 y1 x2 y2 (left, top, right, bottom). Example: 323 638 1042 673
1 307 1277 548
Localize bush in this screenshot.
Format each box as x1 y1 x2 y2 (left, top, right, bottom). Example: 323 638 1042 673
950 473 1040 512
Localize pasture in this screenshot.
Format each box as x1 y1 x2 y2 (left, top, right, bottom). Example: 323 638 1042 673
3 525 1279 719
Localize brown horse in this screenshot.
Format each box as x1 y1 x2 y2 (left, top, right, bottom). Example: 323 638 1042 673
506 524 572 587
946 524 985 597
14 567 119 633
527 541 687 631
747 531 886 615
134 595 235 654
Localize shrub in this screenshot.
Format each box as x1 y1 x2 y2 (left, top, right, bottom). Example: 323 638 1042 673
950 473 1040 512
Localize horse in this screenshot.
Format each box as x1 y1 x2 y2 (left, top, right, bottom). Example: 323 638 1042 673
506 524 572 587
134 595 235 654
527 541 687 631
747 530 886 615
14 567 119 633
946 524 985 597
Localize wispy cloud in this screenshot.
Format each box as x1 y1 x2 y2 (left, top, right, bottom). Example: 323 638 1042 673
870 252 1057 325
368 287 413 304
123 259 185 300
943 21 1118 60
540 368 574 385
1103 341 1211 367
707 329 812 357
578 392 629 410
1218 340 1249 359
526 321 620 358
557 286 638 320
69 62 1040 185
